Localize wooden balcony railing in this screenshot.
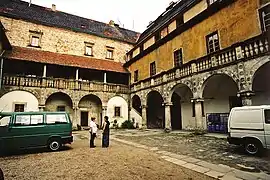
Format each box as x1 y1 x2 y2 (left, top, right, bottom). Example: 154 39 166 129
2 76 130 94
131 32 269 92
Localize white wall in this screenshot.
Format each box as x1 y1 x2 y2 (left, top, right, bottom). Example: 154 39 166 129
0 90 39 112
181 102 195 129
130 108 142 128
107 96 128 127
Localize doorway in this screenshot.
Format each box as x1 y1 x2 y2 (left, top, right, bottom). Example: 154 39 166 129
81 111 88 126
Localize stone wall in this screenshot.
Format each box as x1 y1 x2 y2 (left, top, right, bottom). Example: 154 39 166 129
0 16 134 63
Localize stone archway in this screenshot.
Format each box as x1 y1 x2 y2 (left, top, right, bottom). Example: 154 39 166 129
252 61 270 105
0 90 39 112
169 83 193 130
147 91 165 129
45 92 74 123
202 74 240 133
78 94 102 126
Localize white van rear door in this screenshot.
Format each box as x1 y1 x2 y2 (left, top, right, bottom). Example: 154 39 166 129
264 109 270 148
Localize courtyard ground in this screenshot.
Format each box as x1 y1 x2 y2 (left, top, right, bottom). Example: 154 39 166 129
112 129 270 175
0 132 213 180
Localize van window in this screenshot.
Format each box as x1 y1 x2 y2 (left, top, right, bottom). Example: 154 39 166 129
15 115 30 125
264 110 270 124
46 114 67 124
31 115 43 125
0 116 11 126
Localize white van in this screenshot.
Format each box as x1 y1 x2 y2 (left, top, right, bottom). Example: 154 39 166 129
227 106 270 155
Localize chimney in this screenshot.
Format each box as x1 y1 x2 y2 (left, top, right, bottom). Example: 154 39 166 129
52 4 56 11
109 20 115 26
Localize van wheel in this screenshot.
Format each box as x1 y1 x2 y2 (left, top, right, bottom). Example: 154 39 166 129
244 139 262 155
48 138 62 151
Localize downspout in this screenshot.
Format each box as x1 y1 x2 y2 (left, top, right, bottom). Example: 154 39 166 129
0 50 6 90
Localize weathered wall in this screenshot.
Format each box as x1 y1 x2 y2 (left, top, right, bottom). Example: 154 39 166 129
128 0 261 82
0 90 39 112
0 16 134 63
107 96 128 127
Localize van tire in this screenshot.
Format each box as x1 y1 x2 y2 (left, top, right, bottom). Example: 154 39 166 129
243 139 262 155
48 138 62 151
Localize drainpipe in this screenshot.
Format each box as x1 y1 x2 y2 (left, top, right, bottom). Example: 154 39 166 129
0 50 6 90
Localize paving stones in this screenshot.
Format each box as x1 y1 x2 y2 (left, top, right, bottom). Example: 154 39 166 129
205 170 225 179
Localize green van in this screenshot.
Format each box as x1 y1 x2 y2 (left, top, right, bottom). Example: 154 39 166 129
0 111 73 152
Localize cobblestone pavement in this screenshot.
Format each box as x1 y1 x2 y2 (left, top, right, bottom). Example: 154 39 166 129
0 132 213 180
110 129 270 178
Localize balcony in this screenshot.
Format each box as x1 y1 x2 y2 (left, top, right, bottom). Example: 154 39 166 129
2 75 130 94
131 32 269 92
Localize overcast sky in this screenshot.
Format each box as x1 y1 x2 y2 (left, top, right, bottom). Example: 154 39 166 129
22 0 173 33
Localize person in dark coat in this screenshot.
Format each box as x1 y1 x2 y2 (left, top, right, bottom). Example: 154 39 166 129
102 116 110 148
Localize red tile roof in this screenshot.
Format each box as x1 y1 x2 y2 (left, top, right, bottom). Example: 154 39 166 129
4 46 129 73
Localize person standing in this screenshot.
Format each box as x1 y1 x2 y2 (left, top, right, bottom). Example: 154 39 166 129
89 117 97 148
102 116 110 148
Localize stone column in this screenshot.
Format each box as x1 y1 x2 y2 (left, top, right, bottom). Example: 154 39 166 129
141 105 147 128
75 69 79 80
42 65 47 77
237 91 254 106
163 102 172 131
102 106 108 125
104 72 107 83
38 105 45 112
192 98 206 130
73 106 79 127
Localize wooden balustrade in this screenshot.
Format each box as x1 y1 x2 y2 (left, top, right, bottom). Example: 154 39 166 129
2 75 129 93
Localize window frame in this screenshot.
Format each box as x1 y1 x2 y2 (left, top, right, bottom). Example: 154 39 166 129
106 46 115 60
134 70 139 82
14 114 44 126
57 106 66 112
114 106 121 117
259 4 270 32
28 30 43 48
150 61 156 77
14 103 25 112
84 42 94 56
174 48 183 67
206 31 220 54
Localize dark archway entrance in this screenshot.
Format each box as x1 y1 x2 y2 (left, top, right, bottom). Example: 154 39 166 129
252 62 270 105
132 95 142 115
147 91 164 129
171 93 182 130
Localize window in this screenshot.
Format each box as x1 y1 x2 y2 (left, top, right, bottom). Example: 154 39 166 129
57 106 66 112
0 116 11 126
206 32 220 54
260 4 270 32
264 110 270 124
14 104 25 112
14 115 43 126
31 36 40 46
106 46 114 59
114 107 121 117
46 114 68 124
85 46 93 56
29 30 42 47
134 70 139 82
15 115 30 126
85 42 94 56
174 49 183 67
207 0 218 5
150 62 156 76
